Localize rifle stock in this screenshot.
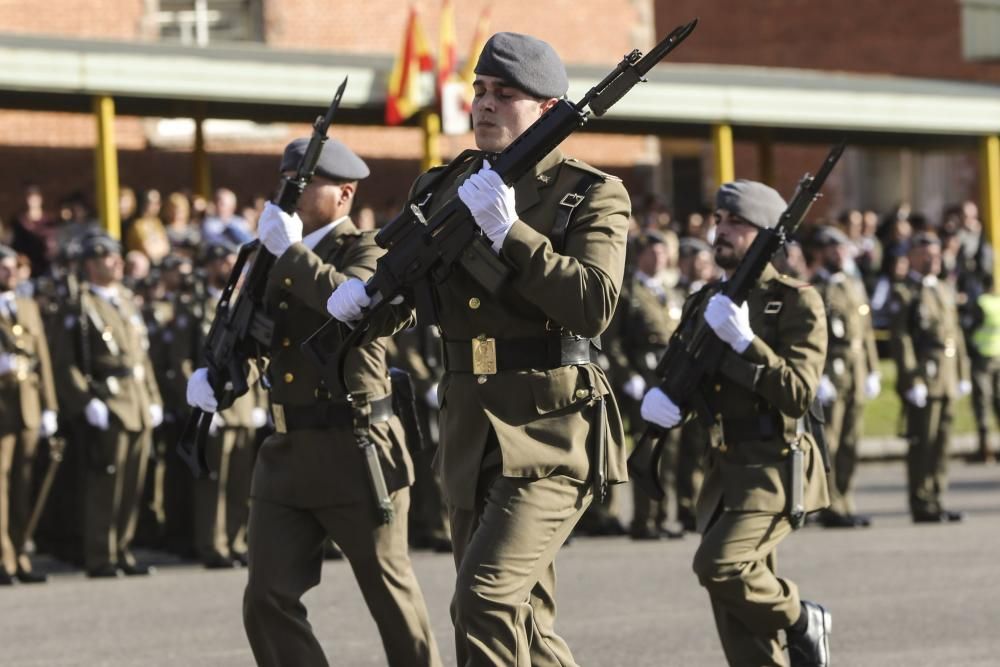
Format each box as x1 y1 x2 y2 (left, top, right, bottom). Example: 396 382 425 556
628 141 846 501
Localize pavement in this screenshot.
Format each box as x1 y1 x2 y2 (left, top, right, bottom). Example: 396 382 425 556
2 459 999 666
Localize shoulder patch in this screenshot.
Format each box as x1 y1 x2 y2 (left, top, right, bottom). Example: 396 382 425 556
563 158 619 182
774 273 812 290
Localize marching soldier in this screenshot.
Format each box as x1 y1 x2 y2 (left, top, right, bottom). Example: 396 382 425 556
186 138 441 666
58 235 164 577
606 232 685 540
810 226 881 528
0 245 57 584
889 232 971 523
642 181 832 666
327 33 630 666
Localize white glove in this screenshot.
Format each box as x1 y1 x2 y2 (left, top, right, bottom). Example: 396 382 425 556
209 412 226 436
958 380 972 398
640 387 682 429
149 404 164 428
865 373 882 400
704 294 754 354
41 410 58 438
85 398 110 431
905 383 928 408
186 367 218 413
0 353 15 375
252 407 268 429
425 383 441 409
457 160 517 252
326 278 371 323
623 374 647 401
258 201 303 256
817 375 837 404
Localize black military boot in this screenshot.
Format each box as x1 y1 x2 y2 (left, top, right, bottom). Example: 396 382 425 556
787 600 831 667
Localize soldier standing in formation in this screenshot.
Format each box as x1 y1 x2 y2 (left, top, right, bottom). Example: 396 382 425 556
642 181 832 667
59 235 164 577
327 32 630 666
186 138 441 666
810 226 881 528
0 244 57 584
889 232 971 523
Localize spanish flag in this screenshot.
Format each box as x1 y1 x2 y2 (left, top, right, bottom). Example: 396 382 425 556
458 7 491 110
438 0 458 100
385 6 435 126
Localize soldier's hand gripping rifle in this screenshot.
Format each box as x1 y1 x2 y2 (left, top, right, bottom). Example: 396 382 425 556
176 77 349 478
303 19 699 391
627 141 846 501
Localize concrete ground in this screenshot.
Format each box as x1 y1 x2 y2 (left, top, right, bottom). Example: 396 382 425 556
1 459 999 666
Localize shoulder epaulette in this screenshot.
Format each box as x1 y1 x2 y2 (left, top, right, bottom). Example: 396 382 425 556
563 157 620 182
773 273 813 290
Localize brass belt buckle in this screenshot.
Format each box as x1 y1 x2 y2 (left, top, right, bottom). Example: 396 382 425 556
272 404 287 434
471 335 497 375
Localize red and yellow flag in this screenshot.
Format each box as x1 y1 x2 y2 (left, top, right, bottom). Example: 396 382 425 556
458 7 491 109
385 6 434 126
438 0 458 100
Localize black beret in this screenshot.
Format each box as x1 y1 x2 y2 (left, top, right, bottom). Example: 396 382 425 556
203 239 239 262
160 253 192 271
679 237 712 257
475 32 568 99
80 234 122 260
0 244 16 261
715 180 787 230
813 225 851 247
280 137 369 182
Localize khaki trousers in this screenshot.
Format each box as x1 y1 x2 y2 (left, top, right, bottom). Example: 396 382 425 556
242 489 442 667
692 509 800 667
193 426 252 561
83 424 151 570
449 472 591 667
905 397 954 516
823 390 862 515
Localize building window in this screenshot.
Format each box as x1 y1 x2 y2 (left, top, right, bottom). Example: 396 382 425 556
151 0 263 46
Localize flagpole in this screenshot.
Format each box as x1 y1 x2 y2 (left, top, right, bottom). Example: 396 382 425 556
421 109 442 172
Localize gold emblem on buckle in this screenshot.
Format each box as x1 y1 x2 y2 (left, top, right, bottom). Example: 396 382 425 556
471 335 497 375
272 404 287 434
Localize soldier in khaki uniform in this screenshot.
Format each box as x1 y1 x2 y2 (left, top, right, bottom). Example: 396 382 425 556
0 245 57 584
810 226 881 528
606 232 685 540
58 235 165 577
889 232 971 523
642 181 832 667
328 33 630 667
187 139 441 667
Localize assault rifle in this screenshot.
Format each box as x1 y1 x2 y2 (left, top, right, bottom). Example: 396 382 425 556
176 77 349 478
627 141 846 501
303 19 699 390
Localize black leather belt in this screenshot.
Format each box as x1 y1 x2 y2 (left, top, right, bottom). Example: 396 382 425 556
721 413 783 442
443 336 596 373
103 367 135 378
271 395 394 434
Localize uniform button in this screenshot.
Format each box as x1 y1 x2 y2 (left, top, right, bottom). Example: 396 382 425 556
575 388 590 399
468 297 481 310
282 338 291 348
477 375 487 385
283 278 293 287
11 324 23 335
718 444 728 453
714 384 722 392
858 304 870 316
279 301 289 311
283 372 295 384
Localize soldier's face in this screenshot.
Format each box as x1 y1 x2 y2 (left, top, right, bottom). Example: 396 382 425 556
0 257 16 291
472 76 558 152
85 253 123 286
637 243 667 276
289 173 355 232
910 244 942 276
713 209 759 271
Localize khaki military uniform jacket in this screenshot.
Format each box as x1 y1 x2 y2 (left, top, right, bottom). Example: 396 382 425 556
402 148 631 510
693 265 830 525
0 297 57 433
812 270 879 402
59 286 162 432
889 273 970 399
250 219 415 508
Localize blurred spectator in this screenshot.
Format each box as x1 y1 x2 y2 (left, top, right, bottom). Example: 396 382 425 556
124 250 152 289
10 183 57 276
126 189 170 263
202 188 251 245
119 186 138 242
163 191 199 251
772 240 808 280
54 191 100 248
356 205 377 231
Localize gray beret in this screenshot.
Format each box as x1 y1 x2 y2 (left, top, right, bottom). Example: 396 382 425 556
813 225 850 247
715 180 788 230
679 237 713 257
0 244 16 261
80 234 122 260
279 137 369 182
475 32 568 99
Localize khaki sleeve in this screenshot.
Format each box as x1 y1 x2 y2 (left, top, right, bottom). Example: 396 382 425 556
500 178 631 338
889 285 921 392
27 304 58 413
741 285 828 419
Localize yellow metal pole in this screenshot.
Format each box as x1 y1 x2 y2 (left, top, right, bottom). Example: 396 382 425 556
93 95 121 239
193 114 212 199
421 110 442 172
758 134 775 187
981 134 1000 292
712 123 735 190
